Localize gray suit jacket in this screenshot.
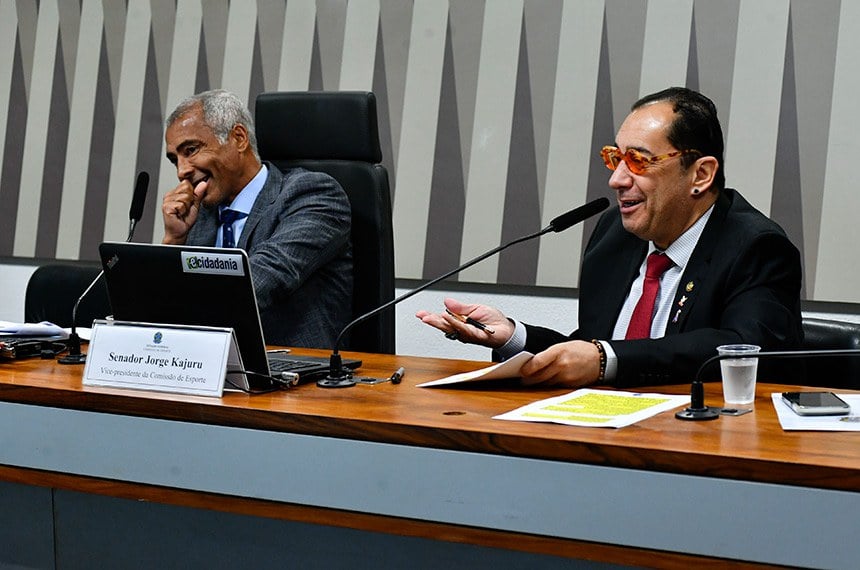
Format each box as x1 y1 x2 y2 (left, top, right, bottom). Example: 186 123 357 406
187 163 352 349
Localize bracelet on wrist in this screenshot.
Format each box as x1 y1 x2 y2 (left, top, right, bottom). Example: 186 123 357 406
590 339 607 383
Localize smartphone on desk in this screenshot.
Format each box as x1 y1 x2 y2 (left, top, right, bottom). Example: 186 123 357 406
781 391 851 416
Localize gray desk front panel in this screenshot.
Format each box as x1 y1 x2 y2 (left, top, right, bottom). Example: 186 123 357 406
0 401 855 568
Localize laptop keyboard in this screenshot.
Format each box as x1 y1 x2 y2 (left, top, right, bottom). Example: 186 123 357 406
268 358 324 372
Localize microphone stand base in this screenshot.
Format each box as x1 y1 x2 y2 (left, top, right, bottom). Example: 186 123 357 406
58 332 86 364
675 406 720 421
58 354 87 365
316 376 356 388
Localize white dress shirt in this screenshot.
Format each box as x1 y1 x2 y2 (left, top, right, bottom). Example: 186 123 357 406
498 204 715 382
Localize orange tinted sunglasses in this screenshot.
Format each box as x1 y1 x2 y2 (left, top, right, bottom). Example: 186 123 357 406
600 145 701 175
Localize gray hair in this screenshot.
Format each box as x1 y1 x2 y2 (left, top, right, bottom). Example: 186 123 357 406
166 89 260 161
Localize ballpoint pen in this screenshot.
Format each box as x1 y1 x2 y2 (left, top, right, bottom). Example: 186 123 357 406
445 308 495 335
389 366 405 384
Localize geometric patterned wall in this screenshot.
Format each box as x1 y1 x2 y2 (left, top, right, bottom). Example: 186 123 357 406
2 0 858 303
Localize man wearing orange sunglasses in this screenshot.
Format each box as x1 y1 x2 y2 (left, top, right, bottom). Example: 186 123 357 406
418 87 802 388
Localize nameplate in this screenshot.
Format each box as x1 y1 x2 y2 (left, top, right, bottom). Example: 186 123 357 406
83 321 241 397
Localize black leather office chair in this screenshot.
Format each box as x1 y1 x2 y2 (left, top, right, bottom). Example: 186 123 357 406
255 91 395 354
800 317 860 389
24 263 111 329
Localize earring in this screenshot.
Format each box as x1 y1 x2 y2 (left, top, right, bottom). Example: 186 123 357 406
692 188 700 195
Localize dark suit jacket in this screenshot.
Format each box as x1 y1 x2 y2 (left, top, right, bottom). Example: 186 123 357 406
187 163 352 349
523 188 803 387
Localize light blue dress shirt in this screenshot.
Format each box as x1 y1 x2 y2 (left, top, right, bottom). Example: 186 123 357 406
215 165 269 247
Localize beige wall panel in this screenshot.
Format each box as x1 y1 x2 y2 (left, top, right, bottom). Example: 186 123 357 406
523 1 563 201
535 0 603 287
14 0 37 100
0 0 18 203
458 0 523 283
0 0 857 307
393 0 449 278
102 0 128 108
150 0 204 243
221 1 257 104
56 0 104 259
723 0 789 216
256 0 287 91
150 0 177 111
202 0 229 90
449 1 486 187
102 0 151 243
14 0 59 257
316 1 348 91
814 1 860 303
340 0 380 91
379 0 416 169
791 1 840 295
57 0 81 97
605 0 646 132
638 0 692 96
278 0 316 91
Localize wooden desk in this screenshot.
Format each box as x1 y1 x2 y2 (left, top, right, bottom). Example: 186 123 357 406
1 351 858 569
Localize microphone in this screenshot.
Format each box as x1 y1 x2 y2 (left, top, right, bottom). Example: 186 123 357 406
128 171 150 240
59 172 150 364
548 198 610 233
675 348 860 420
317 196 611 388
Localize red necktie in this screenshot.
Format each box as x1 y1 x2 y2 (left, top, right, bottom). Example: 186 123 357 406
625 252 674 340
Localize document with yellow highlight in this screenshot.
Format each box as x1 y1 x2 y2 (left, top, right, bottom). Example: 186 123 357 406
494 388 689 428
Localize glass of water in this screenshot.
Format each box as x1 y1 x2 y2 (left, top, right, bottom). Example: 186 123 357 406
716 344 761 405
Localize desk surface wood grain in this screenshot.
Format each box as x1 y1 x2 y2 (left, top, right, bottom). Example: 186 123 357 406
1 349 859 492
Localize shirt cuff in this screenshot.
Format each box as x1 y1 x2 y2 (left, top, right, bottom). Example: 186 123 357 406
494 319 527 360
601 341 618 381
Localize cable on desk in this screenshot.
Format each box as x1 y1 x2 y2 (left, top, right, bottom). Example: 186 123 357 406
224 369 299 394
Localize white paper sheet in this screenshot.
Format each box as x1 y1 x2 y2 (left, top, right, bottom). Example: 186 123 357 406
416 351 534 387
771 392 860 431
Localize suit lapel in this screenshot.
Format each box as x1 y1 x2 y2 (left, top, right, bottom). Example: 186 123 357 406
665 190 732 333
237 164 279 249
194 207 220 245
584 224 647 337
605 242 648 332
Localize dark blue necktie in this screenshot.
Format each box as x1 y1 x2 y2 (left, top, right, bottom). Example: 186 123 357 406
219 209 248 248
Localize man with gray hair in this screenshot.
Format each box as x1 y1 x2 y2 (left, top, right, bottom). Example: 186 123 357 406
161 89 352 349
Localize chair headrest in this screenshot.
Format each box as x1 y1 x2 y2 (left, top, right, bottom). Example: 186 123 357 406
802 317 860 350
255 91 382 164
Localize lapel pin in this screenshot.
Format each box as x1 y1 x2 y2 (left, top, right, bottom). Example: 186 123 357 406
678 295 688 307
685 281 694 292
672 309 681 323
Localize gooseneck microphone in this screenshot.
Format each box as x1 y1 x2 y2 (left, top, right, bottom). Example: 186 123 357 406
128 171 150 239
58 172 150 364
675 348 860 420
317 196 611 388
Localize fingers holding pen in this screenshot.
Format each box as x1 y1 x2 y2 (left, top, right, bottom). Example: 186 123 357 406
416 297 514 348
415 309 469 340
445 308 496 335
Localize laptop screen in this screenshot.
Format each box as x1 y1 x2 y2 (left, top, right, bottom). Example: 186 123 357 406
98 242 273 377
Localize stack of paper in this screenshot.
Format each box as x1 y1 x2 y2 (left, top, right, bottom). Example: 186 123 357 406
0 321 67 338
